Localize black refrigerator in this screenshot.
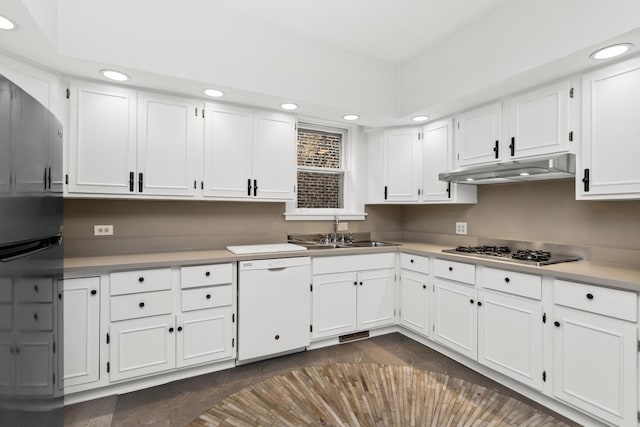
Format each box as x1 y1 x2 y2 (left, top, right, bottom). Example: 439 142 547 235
0 74 64 427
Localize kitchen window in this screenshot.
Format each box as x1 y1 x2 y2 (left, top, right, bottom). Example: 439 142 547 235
285 121 365 220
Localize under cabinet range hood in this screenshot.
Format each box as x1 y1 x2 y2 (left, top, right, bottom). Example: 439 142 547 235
438 153 576 184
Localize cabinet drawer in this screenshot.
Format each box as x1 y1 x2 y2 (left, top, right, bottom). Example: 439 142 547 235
483 268 541 300
110 268 172 296
181 264 232 289
181 285 233 312
111 290 173 322
15 278 52 302
15 304 53 331
0 304 12 330
400 253 429 274
312 253 395 275
554 280 637 322
433 259 475 285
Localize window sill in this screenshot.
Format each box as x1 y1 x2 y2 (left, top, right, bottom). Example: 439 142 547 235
284 212 368 221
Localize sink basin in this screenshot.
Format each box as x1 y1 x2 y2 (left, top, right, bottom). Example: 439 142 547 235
292 241 400 250
348 241 400 247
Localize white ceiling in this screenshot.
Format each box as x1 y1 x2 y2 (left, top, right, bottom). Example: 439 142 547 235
2 0 640 127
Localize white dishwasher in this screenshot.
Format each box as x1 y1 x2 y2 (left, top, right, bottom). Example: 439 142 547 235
238 257 311 362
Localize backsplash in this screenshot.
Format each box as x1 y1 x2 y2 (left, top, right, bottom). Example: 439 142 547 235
63 200 403 257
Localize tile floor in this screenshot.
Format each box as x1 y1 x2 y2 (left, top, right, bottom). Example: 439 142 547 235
64 333 579 427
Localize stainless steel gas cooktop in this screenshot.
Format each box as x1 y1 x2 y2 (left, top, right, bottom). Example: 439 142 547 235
441 245 582 266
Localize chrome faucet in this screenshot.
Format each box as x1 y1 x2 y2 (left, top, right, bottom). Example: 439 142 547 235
333 215 339 243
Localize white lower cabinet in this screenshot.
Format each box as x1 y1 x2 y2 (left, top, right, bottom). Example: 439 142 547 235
477 290 542 390
176 307 233 368
553 279 638 427
433 278 477 360
311 254 396 340
60 277 100 389
399 253 431 336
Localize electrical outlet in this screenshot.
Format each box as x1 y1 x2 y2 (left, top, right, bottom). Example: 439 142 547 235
94 225 114 236
455 222 467 235
337 222 349 231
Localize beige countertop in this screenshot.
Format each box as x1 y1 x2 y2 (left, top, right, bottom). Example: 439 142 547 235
64 241 640 292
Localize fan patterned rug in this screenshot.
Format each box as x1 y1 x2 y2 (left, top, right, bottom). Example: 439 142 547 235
189 363 570 426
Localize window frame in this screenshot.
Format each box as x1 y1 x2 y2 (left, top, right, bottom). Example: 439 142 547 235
285 120 366 221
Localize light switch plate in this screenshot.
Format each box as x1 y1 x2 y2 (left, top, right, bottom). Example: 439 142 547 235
455 222 467 235
94 225 114 236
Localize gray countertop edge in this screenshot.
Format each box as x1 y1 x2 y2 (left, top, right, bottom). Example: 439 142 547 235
64 241 640 292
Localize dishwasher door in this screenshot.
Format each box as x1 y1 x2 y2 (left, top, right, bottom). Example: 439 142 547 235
238 257 311 362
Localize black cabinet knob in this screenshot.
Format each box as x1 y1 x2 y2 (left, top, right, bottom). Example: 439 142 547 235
169 327 174 333
477 301 482 307
34 285 39 293
448 266 453 271
91 289 97 295
359 281 363 286
586 293 594 300
410 259 414 263
206 294 211 299
33 313 38 321
138 277 144 283
205 271 210 277
353 281 357 286
177 326 183 332
554 321 560 327
139 302 145 308
504 277 510 283
470 299 474 304
422 285 427 289
275 335 280 340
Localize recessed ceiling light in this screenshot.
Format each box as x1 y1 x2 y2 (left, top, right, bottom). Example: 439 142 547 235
412 115 430 122
590 43 632 60
0 15 17 31
204 89 224 98
100 69 130 82
465 178 475 182
343 114 359 121
280 103 298 111
519 172 530 176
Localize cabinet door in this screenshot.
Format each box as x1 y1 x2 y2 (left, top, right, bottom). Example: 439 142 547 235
252 111 295 200
421 120 451 201
433 278 477 359
0 332 14 394
203 103 253 198
357 269 395 330
455 102 502 166
508 80 571 159
0 78 11 195
312 272 357 339
383 127 419 202
109 315 176 382
238 264 310 361
580 57 640 198
176 307 233 368
137 92 200 196
61 277 100 388
477 291 542 390
553 307 637 427
15 332 53 396
68 80 137 194
399 270 429 336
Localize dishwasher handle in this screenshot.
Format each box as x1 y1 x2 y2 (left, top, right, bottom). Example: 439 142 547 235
267 266 288 272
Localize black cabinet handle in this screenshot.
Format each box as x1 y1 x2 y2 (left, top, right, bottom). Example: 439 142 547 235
504 277 510 283
554 321 560 327
34 285 39 293
91 289 97 295
247 178 252 196
139 302 145 308
446 182 451 198
586 293 594 300
194 180 197 189
493 140 499 159
33 313 38 321
470 299 474 304
138 172 143 193
138 277 144 283
509 137 515 156
169 327 174 333
353 281 357 286
384 186 388 200
423 285 427 289
206 294 211 299
410 259 414 263
205 271 210 277
177 326 183 332
359 282 363 286
448 266 453 272
253 179 258 197
44 168 47 190
48 167 52 189
477 301 482 307
582 168 590 192
275 334 280 340
129 172 134 192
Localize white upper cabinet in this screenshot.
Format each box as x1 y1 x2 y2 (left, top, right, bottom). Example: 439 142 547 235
383 127 419 202
137 92 201 196
507 80 572 159
204 103 295 200
68 80 137 195
420 119 476 203
578 56 640 199
454 102 502 167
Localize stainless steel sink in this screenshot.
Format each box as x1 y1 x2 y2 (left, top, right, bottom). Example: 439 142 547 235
347 241 400 247
288 233 400 250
